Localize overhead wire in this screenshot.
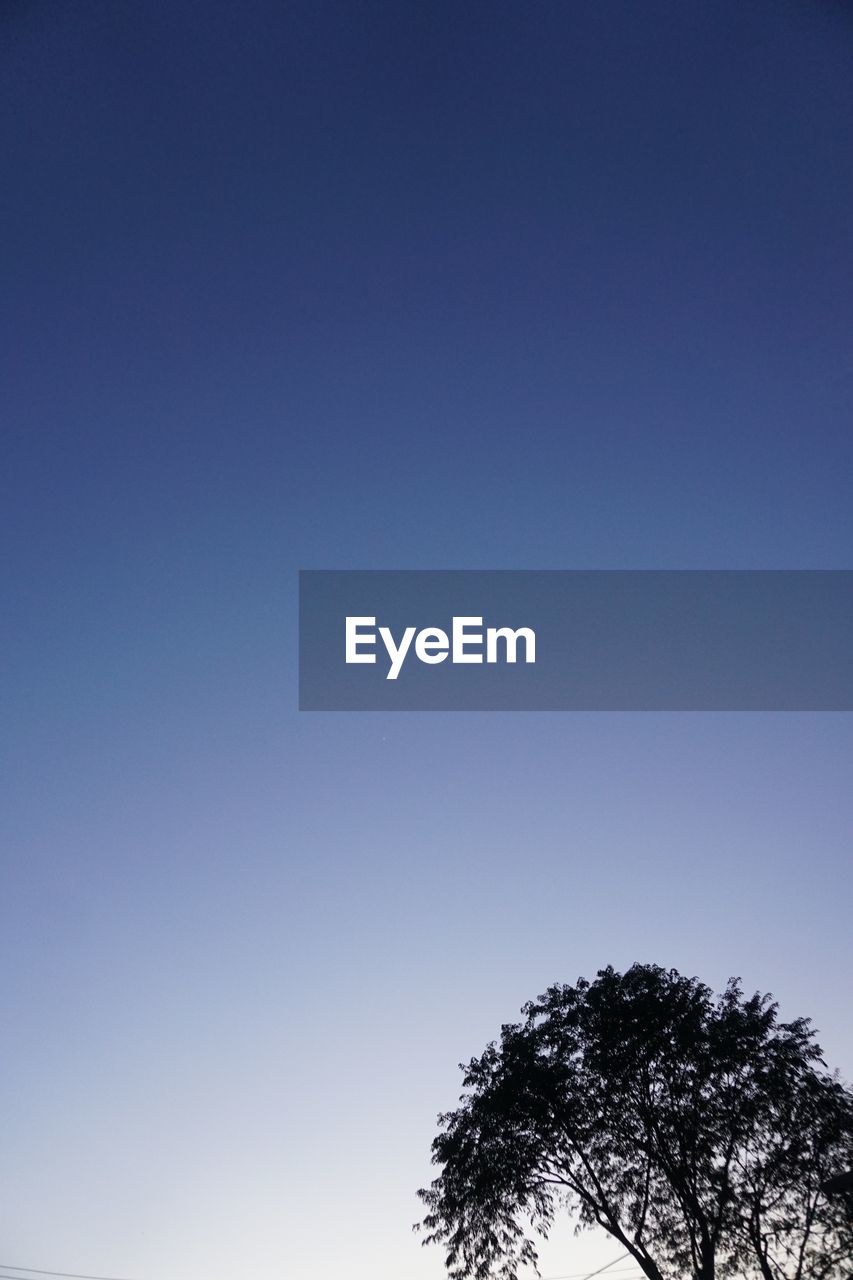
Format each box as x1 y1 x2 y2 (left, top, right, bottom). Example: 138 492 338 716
542 1271 640 1279
0 1266 142 1280
543 1271 639 1279
0 1246 644 1280
542 1252 635 1280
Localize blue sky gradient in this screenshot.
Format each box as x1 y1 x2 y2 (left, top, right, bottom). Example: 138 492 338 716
2 3 852 1278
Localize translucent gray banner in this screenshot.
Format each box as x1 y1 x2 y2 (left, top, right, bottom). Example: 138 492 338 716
298 571 853 710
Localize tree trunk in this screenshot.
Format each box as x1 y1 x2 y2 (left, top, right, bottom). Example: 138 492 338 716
633 1256 666 1280
694 1246 715 1280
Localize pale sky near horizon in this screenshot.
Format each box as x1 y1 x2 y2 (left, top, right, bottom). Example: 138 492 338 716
2 3 852 1279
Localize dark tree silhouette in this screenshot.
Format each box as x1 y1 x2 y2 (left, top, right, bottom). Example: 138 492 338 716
417 964 853 1280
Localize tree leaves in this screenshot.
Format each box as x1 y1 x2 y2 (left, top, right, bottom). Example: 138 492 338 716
416 964 853 1280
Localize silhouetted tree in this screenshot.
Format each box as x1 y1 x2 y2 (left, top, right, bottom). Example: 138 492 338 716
727 1064 853 1280
417 964 853 1280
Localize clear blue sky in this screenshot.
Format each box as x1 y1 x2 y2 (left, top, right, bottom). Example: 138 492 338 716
1 3 852 1279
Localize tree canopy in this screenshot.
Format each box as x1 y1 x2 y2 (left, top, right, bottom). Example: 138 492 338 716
417 964 853 1280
